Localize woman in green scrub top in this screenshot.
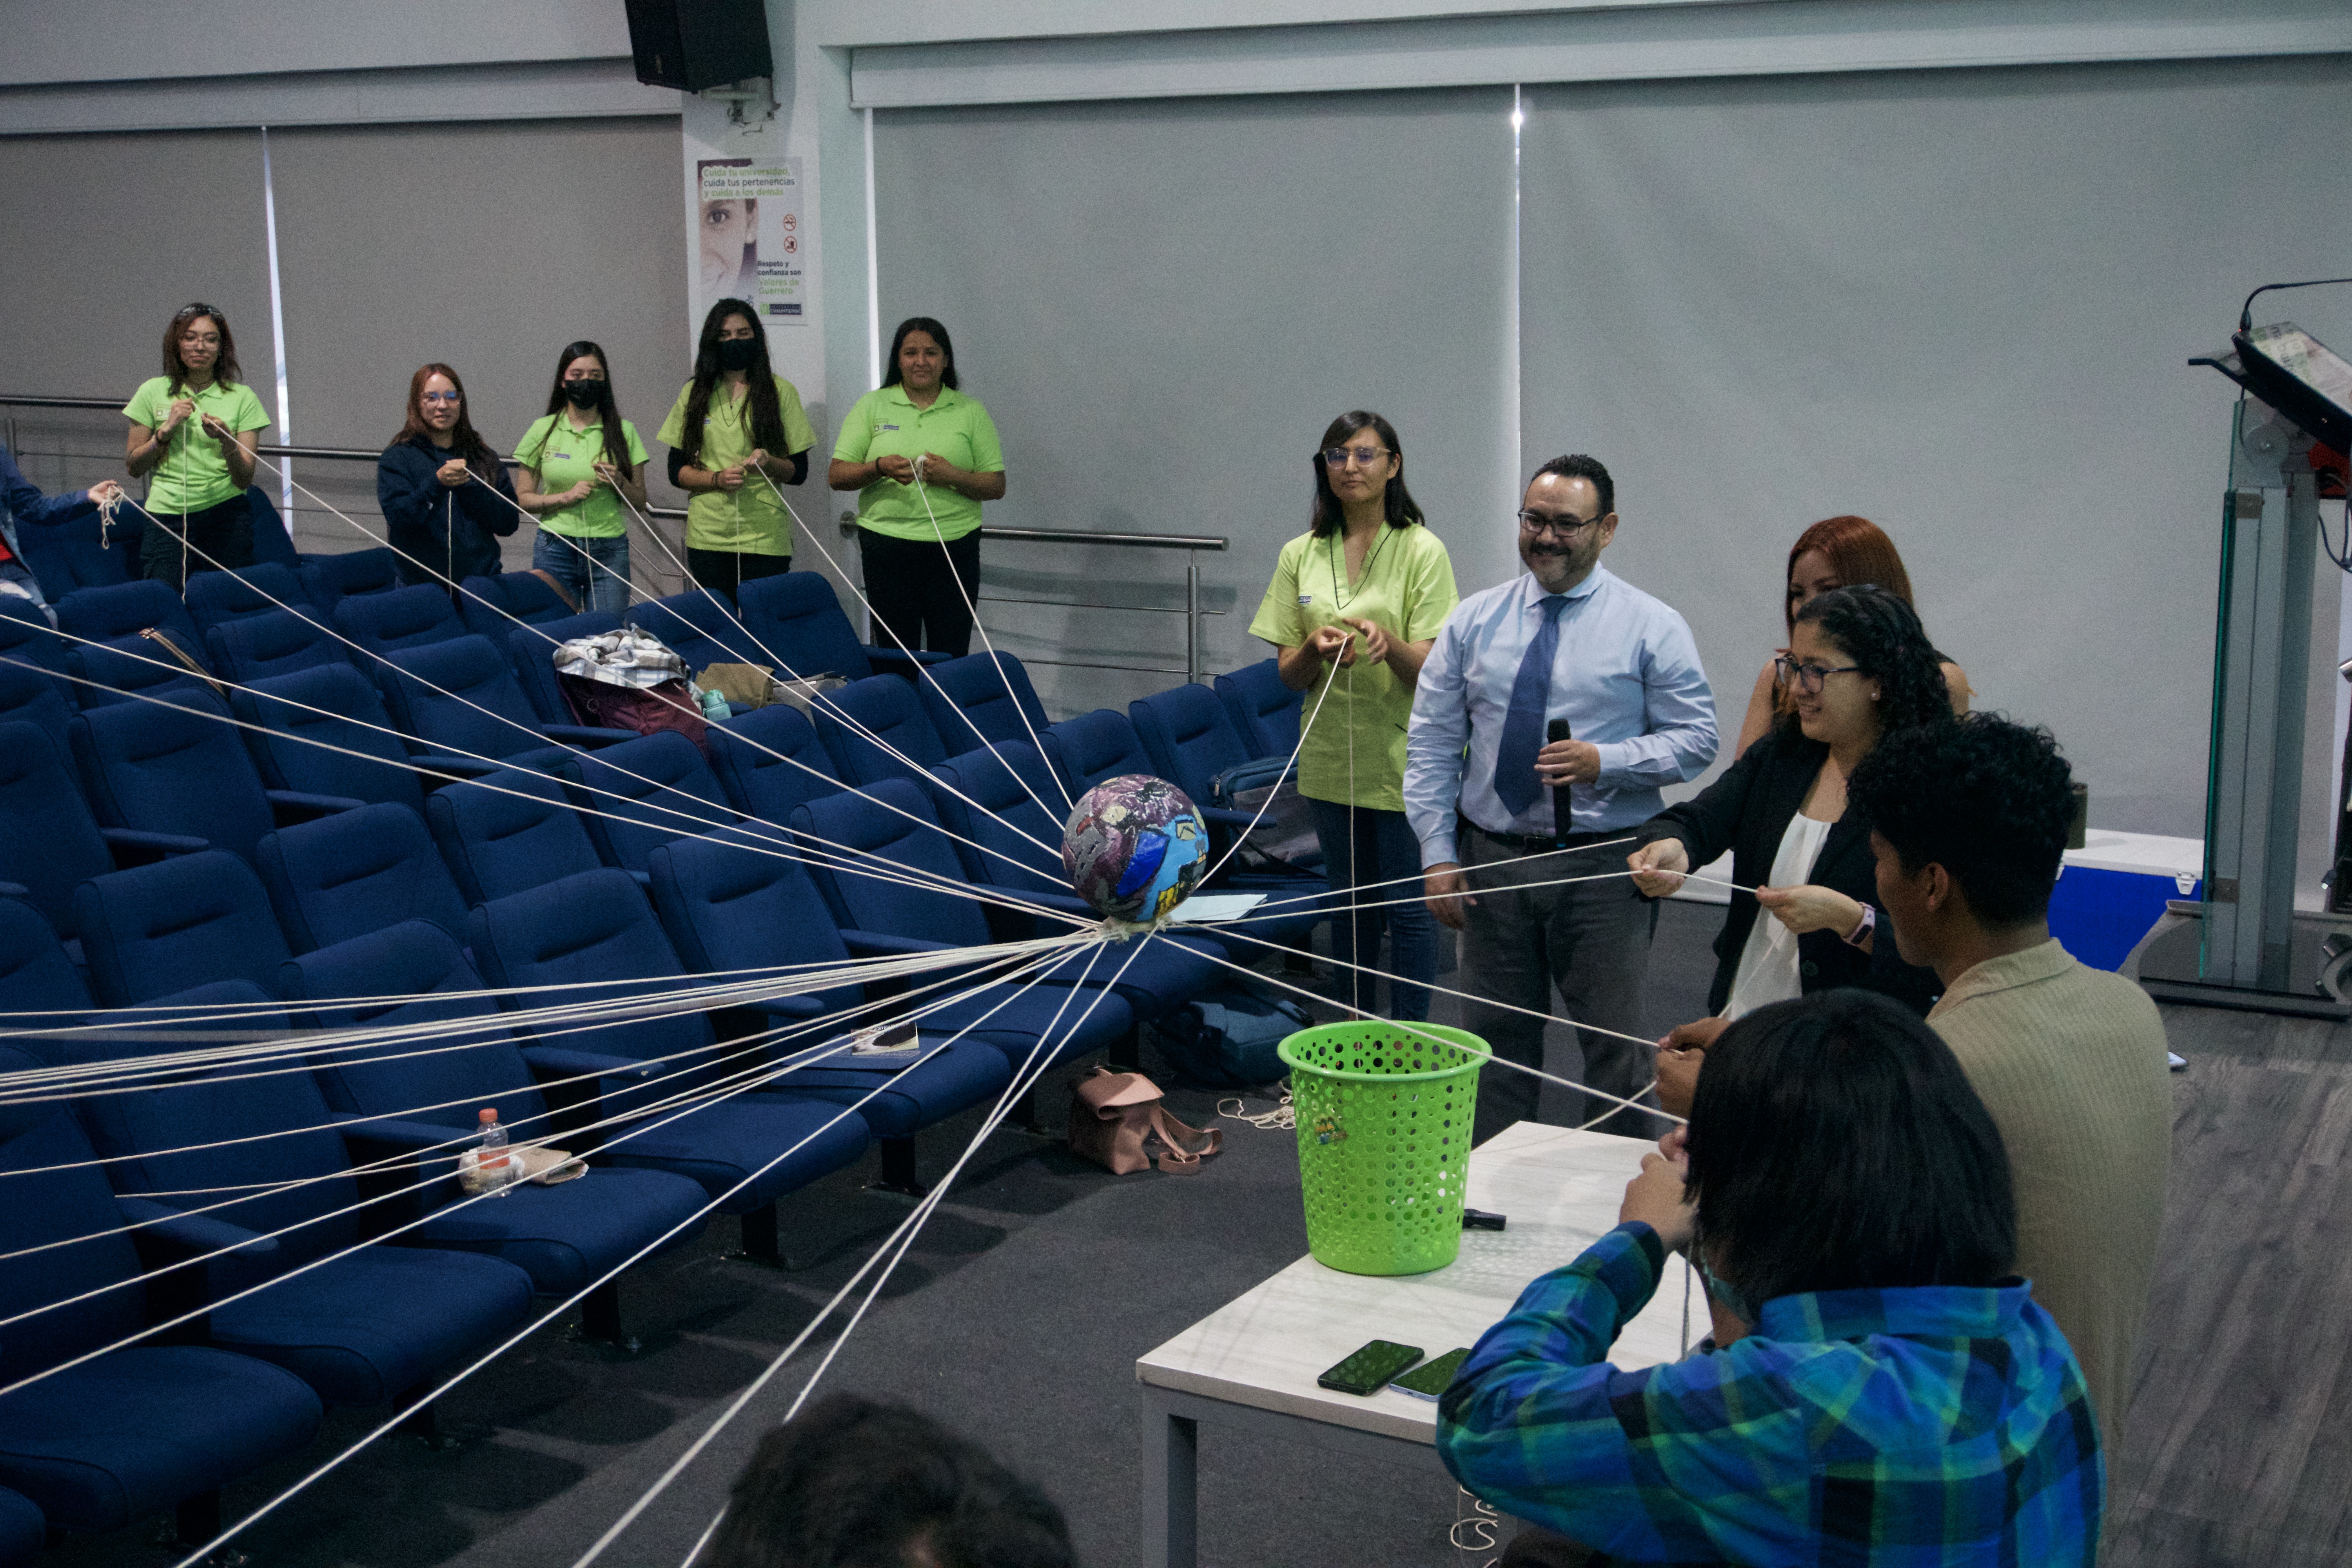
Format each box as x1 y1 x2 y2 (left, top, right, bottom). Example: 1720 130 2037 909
828 317 1005 659
658 298 814 600
1248 410 1459 1022
122 302 271 591
513 341 650 616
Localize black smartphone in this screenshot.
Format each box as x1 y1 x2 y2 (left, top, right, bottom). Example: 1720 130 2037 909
1316 1338 1423 1396
1389 1347 1470 1401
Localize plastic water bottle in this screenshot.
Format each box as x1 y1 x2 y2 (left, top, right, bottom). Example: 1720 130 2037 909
476 1107 515 1196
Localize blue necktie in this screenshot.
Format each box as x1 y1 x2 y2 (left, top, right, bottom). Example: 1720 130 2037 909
1493 593 1570 817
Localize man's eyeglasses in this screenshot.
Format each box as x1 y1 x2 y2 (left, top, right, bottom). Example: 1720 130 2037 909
419 391 461 405
1516 509 1602 538
1321 445 1391 469
1774 655 1863 693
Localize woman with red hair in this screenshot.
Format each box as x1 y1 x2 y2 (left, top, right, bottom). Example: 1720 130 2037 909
1732 515 1970 755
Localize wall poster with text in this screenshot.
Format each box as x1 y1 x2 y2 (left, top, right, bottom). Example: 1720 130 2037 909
695 156 805 328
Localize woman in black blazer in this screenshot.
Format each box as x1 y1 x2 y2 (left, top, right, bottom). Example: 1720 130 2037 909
1628 587 1950 1067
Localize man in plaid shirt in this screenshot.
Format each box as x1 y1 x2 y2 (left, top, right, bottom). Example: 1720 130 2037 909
1438 991 2102 1567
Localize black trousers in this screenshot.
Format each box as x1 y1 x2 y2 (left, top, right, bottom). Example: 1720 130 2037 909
685 547 792 601
857 528 980 659
141 494 254 593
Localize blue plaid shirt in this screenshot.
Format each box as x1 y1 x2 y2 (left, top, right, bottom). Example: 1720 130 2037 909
1438 1223 2103 1566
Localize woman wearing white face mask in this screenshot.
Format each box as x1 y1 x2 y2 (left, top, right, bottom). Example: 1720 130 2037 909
375 364 518 591
513 341 650 616
658 298 815 599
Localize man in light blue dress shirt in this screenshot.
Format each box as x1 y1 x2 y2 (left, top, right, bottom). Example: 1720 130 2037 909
1404 455 1717 1138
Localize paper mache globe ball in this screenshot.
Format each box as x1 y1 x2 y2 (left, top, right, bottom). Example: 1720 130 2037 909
1062 774 1209 922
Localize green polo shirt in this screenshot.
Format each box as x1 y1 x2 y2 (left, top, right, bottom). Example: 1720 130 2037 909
123 376 270 514
512 413 649 539
655 374 816 557
1248 523 1459 811
831 384 1004 542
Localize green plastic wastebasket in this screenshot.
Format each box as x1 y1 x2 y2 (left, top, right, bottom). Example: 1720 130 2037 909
1278 1020 1488 1276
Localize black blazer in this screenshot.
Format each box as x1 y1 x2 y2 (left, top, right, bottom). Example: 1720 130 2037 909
1635 726 1940 1016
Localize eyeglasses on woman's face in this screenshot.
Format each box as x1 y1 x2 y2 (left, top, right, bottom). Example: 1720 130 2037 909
1322 444 1392 470
419 391 461 405
1774 655 1864 693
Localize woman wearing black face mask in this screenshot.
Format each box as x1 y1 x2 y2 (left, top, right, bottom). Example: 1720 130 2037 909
658 298 814 600
513 340 650 615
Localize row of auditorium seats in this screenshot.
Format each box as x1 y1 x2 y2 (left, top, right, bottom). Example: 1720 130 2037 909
0 524 1321 1560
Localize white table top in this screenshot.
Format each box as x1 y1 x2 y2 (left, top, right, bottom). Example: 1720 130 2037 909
1135 1122 1698 1445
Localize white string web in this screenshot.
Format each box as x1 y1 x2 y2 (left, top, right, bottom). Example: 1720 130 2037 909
16 441 1741 1563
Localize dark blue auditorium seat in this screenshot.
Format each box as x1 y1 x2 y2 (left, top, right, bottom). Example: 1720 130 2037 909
0 1489 40 1568
0 896 95 1026
70 688 360 865
425 764 607 904
918 651 1051 757
256 801 468 953
1042 706 1155 797
1215 657 1305 759
13 503 142 604
0 1045 324 1540
243 486 301 568
811 673 950 789
373 633 631 773
231 661 432 814
506 610 621 725
0 722 201 940
459 571 577 639
626 589 769 675
183 561 311 640
66 989 537 1408
560 730 742 875
54 579 214 709
0 599 71 699
332 581 467 659
736 571 946 684
207 604 349 683
647 824 1018 1187
298 546 401 614
278 920 712 1341
707 702 844 825
0 661 73 756
466 868 872 1261
73 849 295 1005
791 778 1217 1030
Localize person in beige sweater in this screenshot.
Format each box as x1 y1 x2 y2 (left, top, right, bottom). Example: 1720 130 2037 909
1847 714 2172 1457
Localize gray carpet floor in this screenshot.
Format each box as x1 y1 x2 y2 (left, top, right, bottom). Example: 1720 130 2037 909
35 900 1724 1568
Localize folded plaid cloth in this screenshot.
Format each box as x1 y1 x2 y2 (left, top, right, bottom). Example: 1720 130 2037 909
554 628 689 689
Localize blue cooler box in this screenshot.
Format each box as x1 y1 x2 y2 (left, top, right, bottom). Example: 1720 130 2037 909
2048 832 2202 972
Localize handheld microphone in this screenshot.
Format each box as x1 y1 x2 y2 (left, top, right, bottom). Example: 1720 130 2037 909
1546 718 1573 842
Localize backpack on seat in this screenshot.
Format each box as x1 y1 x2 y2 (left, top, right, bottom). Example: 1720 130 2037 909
1149 985 1312 1088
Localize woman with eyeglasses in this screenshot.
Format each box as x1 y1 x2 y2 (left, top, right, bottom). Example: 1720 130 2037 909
1625 586 1947 1099
658 298 815 599
376 364 519 591
828 317 1005 658
512 341 650 615
1247 411 1459 1020
122 303 272 590
1733 515 1971 756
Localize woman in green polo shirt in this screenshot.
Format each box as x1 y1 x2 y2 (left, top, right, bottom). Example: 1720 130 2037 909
122 302 271 591
513 341 650 616
657 298 815 600
828 316 1006 658
1248 410 1459 1022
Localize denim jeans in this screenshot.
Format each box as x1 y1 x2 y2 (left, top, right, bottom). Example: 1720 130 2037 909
1307 797 1435 1022
533 528 631 616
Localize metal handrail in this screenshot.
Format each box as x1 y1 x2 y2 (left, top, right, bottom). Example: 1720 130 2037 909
3 397 1232 682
